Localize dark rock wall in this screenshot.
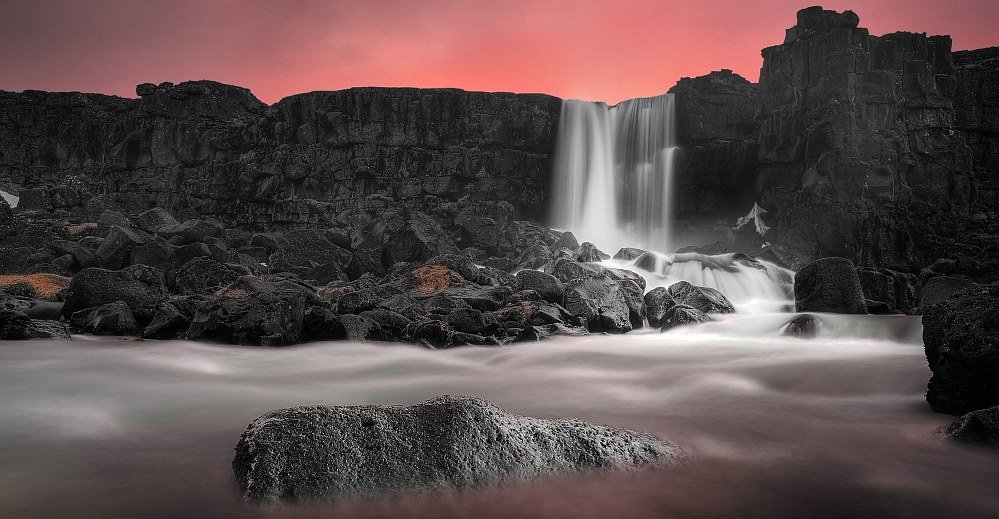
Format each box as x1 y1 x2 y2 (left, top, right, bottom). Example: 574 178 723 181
669 70 760 220
0 81 561 229
954 47 999 210
755 7 976 267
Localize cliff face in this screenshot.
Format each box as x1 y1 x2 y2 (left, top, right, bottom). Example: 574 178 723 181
755 6 980 267
669 70 760 220
0 82 560 228
954 47 999 210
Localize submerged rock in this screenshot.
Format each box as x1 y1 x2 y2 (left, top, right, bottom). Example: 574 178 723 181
783 314 819 338
944 406 999 446
794 257 868 314
924 282 999 415
232 396 681 502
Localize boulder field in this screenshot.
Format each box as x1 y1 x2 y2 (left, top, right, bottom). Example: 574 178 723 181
0 205 755 345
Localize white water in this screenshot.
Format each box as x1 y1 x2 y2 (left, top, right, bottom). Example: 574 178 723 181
550 94 677 253
604 251 796 314
2 319 997 518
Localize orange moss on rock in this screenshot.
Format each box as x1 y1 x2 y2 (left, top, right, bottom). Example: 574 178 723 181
0 273 71 300
66 222 97 235
411 265 464 294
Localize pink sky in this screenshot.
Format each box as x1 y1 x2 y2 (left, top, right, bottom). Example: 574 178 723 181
1 0 996 104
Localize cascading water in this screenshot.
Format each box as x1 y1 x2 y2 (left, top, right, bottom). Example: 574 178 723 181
550 93 793 311
550 94 677 254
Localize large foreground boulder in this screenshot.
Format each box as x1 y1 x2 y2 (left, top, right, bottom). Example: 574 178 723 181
233 396 681 502
794 257 868 314
944 406 999 446
924 283 999 415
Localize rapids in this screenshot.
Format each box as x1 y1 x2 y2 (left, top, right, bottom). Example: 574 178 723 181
2 316 998 518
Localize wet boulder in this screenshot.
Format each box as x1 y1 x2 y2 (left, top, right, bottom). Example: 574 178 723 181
562 277 634 333
644 287 675 328
783 314 819 338
924 283 999 415
944 406 999 446
667 281 735 314
136 207 179 233
143 302 191 340
63 264 168 322
515 270 563 303
70 300 139 335
794 257 868 314
613 247 647 261
96 225 152 269
577 242 609 262
185 277 310 346
660 304 710 331
232 396 681 502
858 267 917 314
917 276 979 313
0 308 71 340
172 257 249 295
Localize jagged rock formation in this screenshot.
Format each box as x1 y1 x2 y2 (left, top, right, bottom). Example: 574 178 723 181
669 70 759 221
954 47 999 210
0 83 560 228
753 6 997 276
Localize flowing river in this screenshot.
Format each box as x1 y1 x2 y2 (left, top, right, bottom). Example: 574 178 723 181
2 313 998 518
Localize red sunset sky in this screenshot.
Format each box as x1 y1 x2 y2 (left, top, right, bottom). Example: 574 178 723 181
1 0 996 105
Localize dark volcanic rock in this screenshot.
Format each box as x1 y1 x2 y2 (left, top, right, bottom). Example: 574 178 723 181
562 277 634 333
70 300 139 335
794 257 868 314
0 308 71 339
0 83 560 228
185 277 309 346
954 47 999 211
644 287 675 328
172 257 249 295
783 314 819 338
669 70 760 222
944 406 999 446
143 302 191 339
917 276 980 312
232 396 681 502
62 264 167 322
96 225 151 269
923 282 999 414
858 267 917 314
667 281 735 314
756 7 977 268
515 269 563 303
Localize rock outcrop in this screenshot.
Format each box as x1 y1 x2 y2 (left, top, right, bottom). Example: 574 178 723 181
795 257 868 314
669 70 759 223
944 406 999 446
923 282 999 415
0 83 560 228
232 396 681 502
755 7 981 270
954 47 999 211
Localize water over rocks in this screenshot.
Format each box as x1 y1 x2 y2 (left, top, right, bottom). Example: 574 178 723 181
232 396 682 503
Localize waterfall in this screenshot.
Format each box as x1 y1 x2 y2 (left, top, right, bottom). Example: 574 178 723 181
550 94 677 253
